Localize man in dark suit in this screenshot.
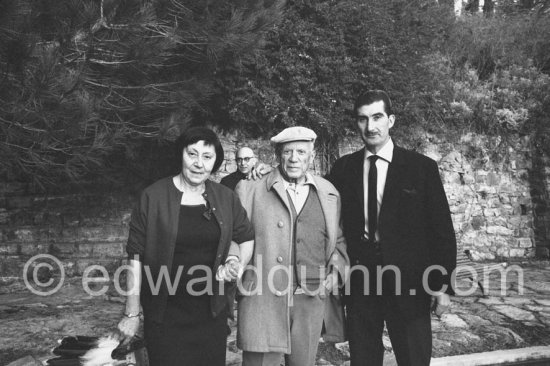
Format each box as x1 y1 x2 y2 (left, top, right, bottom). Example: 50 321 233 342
326 90 457 366
221 147 257 190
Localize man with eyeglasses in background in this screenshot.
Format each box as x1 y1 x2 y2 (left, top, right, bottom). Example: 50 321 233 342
221 147 258 190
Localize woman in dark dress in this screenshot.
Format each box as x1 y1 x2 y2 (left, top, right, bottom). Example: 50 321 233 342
117 127 254 365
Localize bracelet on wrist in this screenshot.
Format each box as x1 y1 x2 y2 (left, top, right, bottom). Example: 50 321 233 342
123 311 142 318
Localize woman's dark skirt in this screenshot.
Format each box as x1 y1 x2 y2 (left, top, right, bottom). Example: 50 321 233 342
144 300 228 366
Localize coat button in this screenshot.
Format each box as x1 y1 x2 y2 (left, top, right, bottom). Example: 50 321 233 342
277 221 284 228
277 256 283 263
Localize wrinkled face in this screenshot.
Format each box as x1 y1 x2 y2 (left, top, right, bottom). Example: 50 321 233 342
181 140 216 186
236 147 256 175
356 100 395 154
277 141 315 182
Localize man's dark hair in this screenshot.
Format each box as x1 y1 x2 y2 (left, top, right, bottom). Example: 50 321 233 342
174 127 224 173
354 90 393 116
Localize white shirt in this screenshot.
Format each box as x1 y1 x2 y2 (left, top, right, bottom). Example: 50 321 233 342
363 138 394 241
282 173 316 214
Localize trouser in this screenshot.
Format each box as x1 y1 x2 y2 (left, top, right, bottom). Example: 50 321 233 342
347 292 432 366
346 245 432 366
242 293 325 366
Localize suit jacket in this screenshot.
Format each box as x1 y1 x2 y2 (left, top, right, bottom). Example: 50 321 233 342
326 145 457 306
235 168 349 353
220 170 246 190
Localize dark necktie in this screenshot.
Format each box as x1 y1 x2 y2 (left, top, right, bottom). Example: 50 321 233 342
368 155 379 242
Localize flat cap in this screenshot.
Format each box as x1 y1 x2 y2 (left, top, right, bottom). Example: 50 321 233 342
270 126 317 145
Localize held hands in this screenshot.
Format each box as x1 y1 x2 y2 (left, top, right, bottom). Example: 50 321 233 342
216 257 244 282
117 314 140 339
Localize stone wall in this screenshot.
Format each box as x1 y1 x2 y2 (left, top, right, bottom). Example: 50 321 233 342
0 184 131 281
1 132 549 282
339 133 540 261
434 134 536 260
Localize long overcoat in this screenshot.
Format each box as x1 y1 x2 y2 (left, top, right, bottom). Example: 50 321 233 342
235 169 349 353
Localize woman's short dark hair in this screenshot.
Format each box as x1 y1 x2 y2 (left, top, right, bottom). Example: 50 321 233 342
354 90 393 116
174 127 224 174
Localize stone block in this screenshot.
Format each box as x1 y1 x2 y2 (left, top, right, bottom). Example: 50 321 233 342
516 238 532 248
50 243 77 256
487 225 514 236
92 242 124 258
450 204 468 214
496 247 510 257
473 235 491 248
58 227 75 242
76 243 95 257
471 207 483 216
463 174 475 184
487 172 500 186
486 198 501 208
493 217 507 227
509 248 525 257
508 216 522 228
13 228 35 242
76 258 122 275
19 243 49 256
499 205 514 215
499 184 516 194
76 225 127 243
518 228 534 237
476 175 487 184
483 208 499 217
493 305 535 321
471 216 486 230
0 243 19 255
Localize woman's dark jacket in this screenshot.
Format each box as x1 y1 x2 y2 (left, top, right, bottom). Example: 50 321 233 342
126 177 254 323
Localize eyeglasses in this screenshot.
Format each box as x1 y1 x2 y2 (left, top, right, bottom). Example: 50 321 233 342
236 157 253 164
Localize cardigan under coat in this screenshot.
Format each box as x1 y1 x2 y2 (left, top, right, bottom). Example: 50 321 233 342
235 169 349 353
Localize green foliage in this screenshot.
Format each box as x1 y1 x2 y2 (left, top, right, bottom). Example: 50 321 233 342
218 0 456 166
0 0 284 188
430 10 550 158
2 0 550 187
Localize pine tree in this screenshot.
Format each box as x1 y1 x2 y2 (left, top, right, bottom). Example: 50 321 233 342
0 0 284 188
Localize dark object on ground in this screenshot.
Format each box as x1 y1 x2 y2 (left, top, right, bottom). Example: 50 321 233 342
46 335 146 366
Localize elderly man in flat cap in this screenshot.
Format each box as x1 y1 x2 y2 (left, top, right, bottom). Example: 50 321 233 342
235 126 349 366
